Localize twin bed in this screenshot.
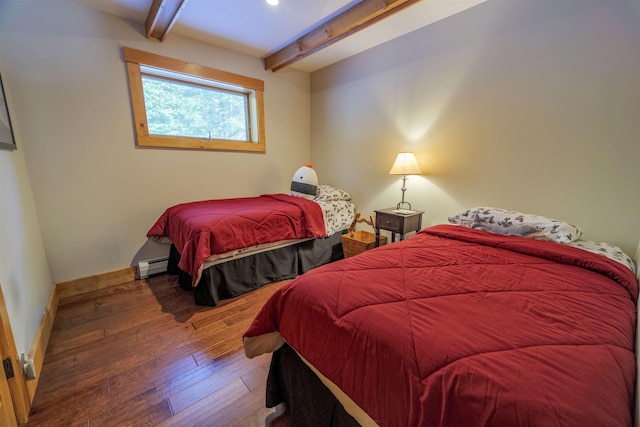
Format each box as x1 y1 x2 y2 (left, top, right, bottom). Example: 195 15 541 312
147 185 356 306
243 207 638 426
147 194 637 425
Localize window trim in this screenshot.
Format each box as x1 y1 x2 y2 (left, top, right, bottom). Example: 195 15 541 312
123 47 266 153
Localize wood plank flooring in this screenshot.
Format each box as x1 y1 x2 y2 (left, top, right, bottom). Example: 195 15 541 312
26 274 289 427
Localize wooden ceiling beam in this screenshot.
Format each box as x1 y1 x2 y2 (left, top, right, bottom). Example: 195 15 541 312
145 0 190 42
263 0 422 72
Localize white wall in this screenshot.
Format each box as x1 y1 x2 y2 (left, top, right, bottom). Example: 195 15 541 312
0 56 53 355
311 0 640 256
0 0 311 283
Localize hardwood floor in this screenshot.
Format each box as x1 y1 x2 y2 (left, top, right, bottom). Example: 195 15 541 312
26 274 289 427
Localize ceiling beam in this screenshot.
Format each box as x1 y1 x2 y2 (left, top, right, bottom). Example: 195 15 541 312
263 0 422 72
145 0 190 42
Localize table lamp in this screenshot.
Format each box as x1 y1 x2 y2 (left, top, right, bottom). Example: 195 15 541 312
389 152 421 214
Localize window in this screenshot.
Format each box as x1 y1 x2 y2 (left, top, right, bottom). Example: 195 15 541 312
123 47 265 152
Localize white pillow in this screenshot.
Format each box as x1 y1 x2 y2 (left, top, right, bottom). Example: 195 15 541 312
314 185 352 202
568 240 636 274
448 207 583 243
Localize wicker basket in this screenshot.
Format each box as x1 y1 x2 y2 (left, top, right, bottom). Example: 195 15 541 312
341 214 387 258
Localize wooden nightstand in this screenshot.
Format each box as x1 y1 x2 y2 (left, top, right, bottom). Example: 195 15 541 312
374 208 424 246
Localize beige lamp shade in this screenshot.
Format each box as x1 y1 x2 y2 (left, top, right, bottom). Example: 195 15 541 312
389 152 421 175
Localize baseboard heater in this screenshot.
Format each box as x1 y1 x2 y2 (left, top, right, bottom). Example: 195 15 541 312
137 256 169 279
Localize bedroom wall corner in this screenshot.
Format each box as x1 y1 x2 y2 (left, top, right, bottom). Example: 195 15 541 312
310 0 640 256
0 6 55 406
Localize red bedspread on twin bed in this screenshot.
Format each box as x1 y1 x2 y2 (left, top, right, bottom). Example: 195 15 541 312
147 194 326 286
244 224 638 427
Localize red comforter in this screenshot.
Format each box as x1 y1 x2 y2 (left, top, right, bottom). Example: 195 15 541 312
244 224 638 427
147 194 326 286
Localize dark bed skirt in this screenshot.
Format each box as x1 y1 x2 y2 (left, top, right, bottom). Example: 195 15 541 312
267 344 361 427
167 231 345 306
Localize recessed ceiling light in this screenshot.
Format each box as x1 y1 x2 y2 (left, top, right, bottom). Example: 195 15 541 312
266 0 279 5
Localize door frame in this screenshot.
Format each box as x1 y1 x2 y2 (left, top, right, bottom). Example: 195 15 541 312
0 284 31 424
0 349 17 426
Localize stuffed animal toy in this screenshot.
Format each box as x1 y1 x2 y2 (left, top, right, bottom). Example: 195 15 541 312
290 164 318 200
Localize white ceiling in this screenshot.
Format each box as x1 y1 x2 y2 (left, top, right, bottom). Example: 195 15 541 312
73 0 486 72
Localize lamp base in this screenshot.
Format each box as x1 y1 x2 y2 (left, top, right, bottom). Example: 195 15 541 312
394 177 415 214
396 200 412 211
394 201 415 214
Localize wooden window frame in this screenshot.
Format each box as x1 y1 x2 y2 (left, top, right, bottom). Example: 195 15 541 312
123 47 266 152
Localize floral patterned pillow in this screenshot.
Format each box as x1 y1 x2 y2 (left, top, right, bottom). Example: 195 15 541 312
568 240 636 274
314 185 352 202
448 207 583 244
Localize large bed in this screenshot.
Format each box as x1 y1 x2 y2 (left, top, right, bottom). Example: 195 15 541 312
243 207 638 426
147 185 355 306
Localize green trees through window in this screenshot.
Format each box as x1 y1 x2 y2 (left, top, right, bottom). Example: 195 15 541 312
123 47 266 152
141 75 249 141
